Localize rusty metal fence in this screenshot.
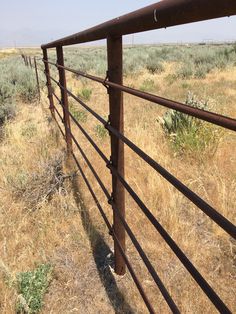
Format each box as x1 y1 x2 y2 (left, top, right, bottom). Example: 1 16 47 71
23 0 236 312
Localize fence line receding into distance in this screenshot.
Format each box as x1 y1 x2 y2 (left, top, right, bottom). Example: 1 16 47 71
22 0 236 313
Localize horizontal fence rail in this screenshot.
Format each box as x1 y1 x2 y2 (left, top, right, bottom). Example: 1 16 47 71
41 0 236 48
22 0 236 312
43 60 236 131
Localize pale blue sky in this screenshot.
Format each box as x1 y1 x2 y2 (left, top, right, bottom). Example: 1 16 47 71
1 0 236 47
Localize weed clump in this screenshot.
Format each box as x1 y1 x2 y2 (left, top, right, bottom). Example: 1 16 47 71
77 87 92 101
69 103 87 123
16 264 53 313
140 79 156 92
146 58 164 74
95 124 108 140
21 122 38 139
158 92 218 153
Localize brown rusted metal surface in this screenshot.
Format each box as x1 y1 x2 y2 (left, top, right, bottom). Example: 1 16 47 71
25 56 29 66
42 49 55 117
33 57 41 101
42 0 236 48
107 36 126 276
29 56 32 68
56 46 72 155
21 54 27 66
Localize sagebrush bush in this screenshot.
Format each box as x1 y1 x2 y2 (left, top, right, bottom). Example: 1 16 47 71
146 59 164 74
146 50 165 74
0 56 44 125
0 102 16 125
0 79 15 103
158 92 218 153
176 62 194 79
0 64 16 125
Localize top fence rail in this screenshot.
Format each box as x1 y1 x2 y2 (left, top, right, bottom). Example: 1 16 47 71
42 0 236 48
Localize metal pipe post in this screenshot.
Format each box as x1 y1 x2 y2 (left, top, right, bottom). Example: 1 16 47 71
56 46 72 155
34 57 41 101
29 56 32 68
107 35 126 275
42 48 55 117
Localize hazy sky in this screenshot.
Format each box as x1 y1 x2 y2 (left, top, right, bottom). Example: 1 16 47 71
1 0 236 47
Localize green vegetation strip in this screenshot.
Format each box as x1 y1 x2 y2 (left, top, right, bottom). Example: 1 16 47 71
17 264 53 313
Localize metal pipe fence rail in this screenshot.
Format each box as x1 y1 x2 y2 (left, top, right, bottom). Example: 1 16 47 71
23 0 236 312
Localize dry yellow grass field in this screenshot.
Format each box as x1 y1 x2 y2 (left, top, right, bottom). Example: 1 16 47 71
0 53 235 313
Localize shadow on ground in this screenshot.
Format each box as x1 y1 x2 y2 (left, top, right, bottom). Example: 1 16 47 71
71 176 135 314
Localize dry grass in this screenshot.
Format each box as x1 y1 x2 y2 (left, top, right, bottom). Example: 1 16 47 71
0 55 235 313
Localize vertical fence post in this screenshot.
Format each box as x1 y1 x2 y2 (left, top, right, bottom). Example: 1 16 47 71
56 46 72 155
34 57 41 101
42 48 55 117
22 55 26 66
107 35 126 275
25 56 29 67
29 56 32 68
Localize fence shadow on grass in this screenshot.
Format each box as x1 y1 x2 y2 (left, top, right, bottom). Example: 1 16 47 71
71 175 135 314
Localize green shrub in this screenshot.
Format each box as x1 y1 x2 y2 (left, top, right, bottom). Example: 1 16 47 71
0 75 16 126
16 264 53 313
146 59 164 74
194 64 210 79
140 79 156 92
0 56 42 106
0 102 16 125
177 62 194 79
158 92 216 152
181 82 189 89
77 88 92 101
95 124 108 139
0 80 15 103
69 104 87 123
232 43 236 53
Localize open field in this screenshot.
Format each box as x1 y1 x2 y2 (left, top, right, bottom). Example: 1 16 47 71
0 44 235 313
